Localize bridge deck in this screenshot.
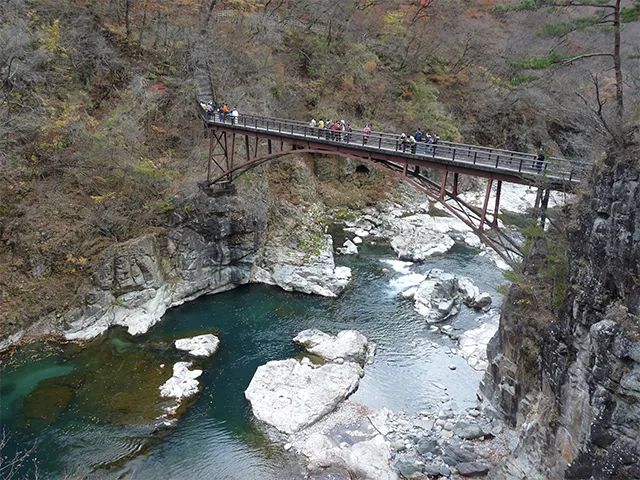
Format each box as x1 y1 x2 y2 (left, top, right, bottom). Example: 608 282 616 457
200 108 588 191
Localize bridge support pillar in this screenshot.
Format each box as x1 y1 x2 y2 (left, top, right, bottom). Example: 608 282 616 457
439 171 448 201
534 187 543 210
479 178 493 233
452 173 459 196
491 180 502 227
206 130 230 184
540 188 551 228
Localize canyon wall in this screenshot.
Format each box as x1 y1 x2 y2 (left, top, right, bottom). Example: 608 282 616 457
483 137 640 479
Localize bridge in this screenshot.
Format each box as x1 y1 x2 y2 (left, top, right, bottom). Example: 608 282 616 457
194 76 590 267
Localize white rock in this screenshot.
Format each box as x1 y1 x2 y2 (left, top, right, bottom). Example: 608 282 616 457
458 312 500 371
159 362 202 399
174 334 220 357
458 277 493 310
294 329 373 365
302 434 397 480
390 229 454 261
337 239 358 255
354 228 370 237
352 236 363 245
245 358 363 434
413 270 460 323
458 276 480 301
401 286 418 299
464 232 482 248
250 235 352 297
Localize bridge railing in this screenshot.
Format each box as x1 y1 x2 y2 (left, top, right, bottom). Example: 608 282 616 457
198 105 590 185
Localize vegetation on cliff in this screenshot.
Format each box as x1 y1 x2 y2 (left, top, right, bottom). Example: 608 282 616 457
1 0 639 341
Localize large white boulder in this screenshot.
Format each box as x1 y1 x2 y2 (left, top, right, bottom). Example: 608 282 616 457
459 312 500 371
251 235 352 297
458 277 492 310
294 329 373 365
159 362 202 399
390 229 454 261
245 358 363 434
301 433 397 480
414 270 460 323
174 334 220 357
337 239 358 255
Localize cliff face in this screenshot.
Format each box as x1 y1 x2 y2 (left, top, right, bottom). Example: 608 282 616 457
483 139 640 479
59 184 269 340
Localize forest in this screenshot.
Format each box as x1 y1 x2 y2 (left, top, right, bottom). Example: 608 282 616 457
1 0 639 342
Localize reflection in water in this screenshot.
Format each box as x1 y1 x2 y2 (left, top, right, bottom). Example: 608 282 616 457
0 243 503 479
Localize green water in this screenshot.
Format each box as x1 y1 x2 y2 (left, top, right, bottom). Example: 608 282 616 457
0 243 503 479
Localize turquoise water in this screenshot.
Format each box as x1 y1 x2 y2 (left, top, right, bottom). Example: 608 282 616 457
0 243 503 479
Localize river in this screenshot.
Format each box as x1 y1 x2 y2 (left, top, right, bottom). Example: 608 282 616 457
0 242 504 479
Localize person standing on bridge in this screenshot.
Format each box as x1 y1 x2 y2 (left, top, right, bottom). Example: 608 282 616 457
317 119 324 137
408 135 417 154
363 124 371 145
398 133 407 152
231 107 239 125
414 128 423 143
346 122 353 143
332 120 342 141
219 102 230 122
536 149 546 173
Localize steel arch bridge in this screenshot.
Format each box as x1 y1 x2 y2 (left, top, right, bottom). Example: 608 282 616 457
194 76 589 268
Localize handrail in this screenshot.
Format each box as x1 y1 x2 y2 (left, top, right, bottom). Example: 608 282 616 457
196 102 589 185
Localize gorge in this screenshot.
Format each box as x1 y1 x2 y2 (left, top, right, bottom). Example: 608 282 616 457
1 1 639 479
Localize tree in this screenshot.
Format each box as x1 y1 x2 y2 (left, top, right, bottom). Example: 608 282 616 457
496 0 639 145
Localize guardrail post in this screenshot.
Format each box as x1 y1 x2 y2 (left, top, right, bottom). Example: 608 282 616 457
518 158 523 172
473 151 477 165
495 155 500 168
304 127 307 137
452 148 456 162
379 134 382 149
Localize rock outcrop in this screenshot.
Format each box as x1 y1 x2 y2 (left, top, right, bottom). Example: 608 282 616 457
250 234 352 297
245 357 363 434
293 329 373 365
174 334 220 357
63 187 268 340
159 361 202 399
483 139 640 479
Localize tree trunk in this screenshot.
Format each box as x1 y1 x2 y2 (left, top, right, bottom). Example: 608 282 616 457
613 0 624 121
137 2 147 46
125 0 131 39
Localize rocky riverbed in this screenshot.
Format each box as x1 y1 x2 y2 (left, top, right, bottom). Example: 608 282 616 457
1 182 549 478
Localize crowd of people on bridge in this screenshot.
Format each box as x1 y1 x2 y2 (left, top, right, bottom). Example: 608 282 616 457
199 101 550 174
201 100 239 124
308 118 442 154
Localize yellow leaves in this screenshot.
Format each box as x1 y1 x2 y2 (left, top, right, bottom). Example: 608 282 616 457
66 254 89 273
90 192 116 203
52 104 80 128
42 19 67 56
225 0 263 14
382 10 406 37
